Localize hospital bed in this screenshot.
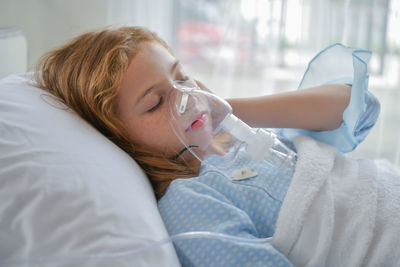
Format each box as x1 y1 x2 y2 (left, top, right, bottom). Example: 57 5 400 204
1 26 399 267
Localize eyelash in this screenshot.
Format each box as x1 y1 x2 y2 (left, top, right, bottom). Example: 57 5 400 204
147 76 190 113
148 96 163 113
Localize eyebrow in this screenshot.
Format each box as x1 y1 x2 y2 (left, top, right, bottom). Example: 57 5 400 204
135 60 180 105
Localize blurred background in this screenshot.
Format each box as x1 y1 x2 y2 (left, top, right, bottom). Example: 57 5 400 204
0 0 399 166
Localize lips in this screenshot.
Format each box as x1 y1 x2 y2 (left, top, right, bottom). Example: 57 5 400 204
186 112 207 132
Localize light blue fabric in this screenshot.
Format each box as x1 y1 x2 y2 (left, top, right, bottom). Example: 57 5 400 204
279 43 380 153
158 43 380 266
159 147 295 266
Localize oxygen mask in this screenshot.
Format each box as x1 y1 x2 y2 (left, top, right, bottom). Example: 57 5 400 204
166 78 297 172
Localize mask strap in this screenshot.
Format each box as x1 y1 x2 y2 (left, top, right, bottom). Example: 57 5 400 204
173 145 199 160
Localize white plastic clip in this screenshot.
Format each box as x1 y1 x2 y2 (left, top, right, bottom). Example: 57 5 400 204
232 167 258 181
179 90 189 114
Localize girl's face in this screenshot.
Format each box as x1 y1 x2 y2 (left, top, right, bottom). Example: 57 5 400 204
116 42 200 159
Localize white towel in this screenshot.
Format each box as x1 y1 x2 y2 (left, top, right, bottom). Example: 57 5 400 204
272 135 400 267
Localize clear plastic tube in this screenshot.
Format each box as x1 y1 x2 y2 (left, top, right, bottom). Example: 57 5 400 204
0 231 272 266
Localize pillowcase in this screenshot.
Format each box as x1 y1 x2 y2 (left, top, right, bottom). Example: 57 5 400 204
0 73 180 266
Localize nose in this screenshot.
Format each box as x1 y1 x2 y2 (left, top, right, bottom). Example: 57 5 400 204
172 79 198 92
172 79 199 114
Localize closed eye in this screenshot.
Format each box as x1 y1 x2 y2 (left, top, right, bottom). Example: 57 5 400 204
146 75 189 113
181 75 190 82
148 97 163 112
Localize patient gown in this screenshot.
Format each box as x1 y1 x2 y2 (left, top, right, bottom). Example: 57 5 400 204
158 44 380 267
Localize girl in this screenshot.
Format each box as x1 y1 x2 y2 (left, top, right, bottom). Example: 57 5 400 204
35 26 398 266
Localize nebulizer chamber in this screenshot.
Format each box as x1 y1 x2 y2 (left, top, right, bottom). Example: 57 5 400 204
167 78 297 173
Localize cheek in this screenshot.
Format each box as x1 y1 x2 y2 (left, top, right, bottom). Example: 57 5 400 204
130 115 184 155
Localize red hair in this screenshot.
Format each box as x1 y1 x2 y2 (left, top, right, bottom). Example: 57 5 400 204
35 26 198 198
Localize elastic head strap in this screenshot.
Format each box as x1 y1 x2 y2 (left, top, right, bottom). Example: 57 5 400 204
173 145 199 160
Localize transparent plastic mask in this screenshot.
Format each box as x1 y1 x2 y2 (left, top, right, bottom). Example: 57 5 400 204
167 78 297 171
166 78 235 162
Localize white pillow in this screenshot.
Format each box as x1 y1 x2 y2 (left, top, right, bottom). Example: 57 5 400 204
0 73 180 267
